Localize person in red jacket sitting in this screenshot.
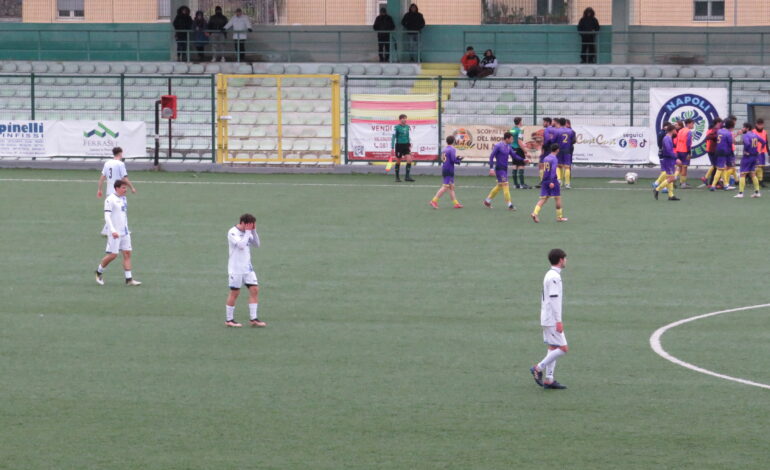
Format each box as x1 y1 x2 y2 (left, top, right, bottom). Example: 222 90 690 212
461 46 480 78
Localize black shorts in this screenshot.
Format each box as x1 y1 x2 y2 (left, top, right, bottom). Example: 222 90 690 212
395 143 411 158
513 148 526 166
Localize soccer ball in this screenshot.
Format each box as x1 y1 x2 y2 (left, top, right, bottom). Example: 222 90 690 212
625 172 638 184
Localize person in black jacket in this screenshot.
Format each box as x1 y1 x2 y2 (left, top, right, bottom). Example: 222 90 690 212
401 3 425 62
577 7 600 64
207 6 229 62
373 7 396 63
173 5 193 62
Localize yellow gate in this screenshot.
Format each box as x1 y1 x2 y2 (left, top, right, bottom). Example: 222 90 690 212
216 74 341 164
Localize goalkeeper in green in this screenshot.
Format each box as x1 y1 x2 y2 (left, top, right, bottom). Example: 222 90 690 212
391 114 415 182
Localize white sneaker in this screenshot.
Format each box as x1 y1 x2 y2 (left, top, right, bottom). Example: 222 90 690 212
726 185 736 190
751 192 761 198
565 184 571 189
734 193 744 198
125 279 142 286
95 271 104 285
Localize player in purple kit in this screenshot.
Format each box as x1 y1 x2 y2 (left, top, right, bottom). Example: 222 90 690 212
484 132 529 210
710 119 735 191
555 118 576 189
653 124 681 201
734 122 765 199
430 136 464 209
537 117 553 187
531 144 567 223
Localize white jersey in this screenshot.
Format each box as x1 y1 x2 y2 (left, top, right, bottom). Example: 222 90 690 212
102 159 128 196
227 226 260 275
540 267 563 326
104 193 129 236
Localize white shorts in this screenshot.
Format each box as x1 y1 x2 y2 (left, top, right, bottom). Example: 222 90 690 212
105 234 132 254
542 325 567 347
229 271 258 289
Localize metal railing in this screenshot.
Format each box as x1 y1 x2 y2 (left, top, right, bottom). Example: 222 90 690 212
613 31 770 65
0 73 216 161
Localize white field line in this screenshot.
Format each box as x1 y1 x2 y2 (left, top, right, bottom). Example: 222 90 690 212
0 177 651 191
650 303 770 390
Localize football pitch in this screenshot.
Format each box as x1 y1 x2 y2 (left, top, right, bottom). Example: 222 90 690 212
1 168 768 469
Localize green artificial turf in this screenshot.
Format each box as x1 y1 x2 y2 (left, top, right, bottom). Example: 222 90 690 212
0 168 768 469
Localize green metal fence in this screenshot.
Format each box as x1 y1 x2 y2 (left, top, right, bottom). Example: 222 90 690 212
0 74 216 161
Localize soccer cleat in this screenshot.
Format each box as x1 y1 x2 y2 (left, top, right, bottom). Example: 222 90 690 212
725 185 736 190
453 202 464 209
125 279 142 286
514 184 521 189
697 183 707 189
483 199 492 208
668 196 680 201
530 212 539 223
535 184 541 188
543 381 567 390
404 176 415 182
565 184 571 189
395 177 402 182
653 188 659 200
250 319 267 327
430 200 438 209
521 184 532 189
734 192 744 198
225 320 242 328
507 203 516 211
557 217 568 222
95 271 104 285
680 182 690 189
709 186 716 192
751 192 761 198
530 366 543 386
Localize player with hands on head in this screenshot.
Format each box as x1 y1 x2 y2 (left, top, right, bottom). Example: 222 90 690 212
225 213 266 328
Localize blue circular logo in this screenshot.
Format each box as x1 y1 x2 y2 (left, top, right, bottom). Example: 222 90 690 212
655 93 720 158
619 139 628 148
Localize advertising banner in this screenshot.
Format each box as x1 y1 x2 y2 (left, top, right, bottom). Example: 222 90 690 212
0 120 147 158
572 126 652 164
649 88 728 165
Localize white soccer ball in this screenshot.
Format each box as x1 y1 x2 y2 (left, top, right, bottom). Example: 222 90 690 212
625 172 638 184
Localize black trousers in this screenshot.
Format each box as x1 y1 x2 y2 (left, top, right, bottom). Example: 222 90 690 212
377 33 390 62
234 40 246 62
580 35 597 64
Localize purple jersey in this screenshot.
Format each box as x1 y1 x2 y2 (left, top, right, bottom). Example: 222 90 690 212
557 128 575 154
716 128 734 157
442 145 460 172
661 135 676 158
743 131 765 157
489 141 515 170
541 154 559 183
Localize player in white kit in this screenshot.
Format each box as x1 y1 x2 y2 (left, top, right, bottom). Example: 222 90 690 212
529 248 568 389
225 213 267 328
97 147 136 236
95 179 141 286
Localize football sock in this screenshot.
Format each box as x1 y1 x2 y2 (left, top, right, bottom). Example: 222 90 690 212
752 174 760 191
124 270 132 279
556 208 564 219
538 348 565 369
452 199 460 205
545 360 557 381
654 172 667 187
487 185 500 200
705 166 715 182
226 305 235 322
395 162 400 178
712 169 724 187
667 182 675 197
565 168 571 186
432 196 439 202
249 303 258 321
518 169 526 185
96 264 105 274
557 167 563 182
680 174 687 184
739 175 746 193
503 185 511 204
756 166 764 181
405 163 412 177
533 204 542 216
539 168 544 181
727 168 736 184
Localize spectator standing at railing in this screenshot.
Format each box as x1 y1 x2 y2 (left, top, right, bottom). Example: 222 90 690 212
373 7 396 63
401 3 425 62
207 6 229 62
577 7 600 64
192 11 209 63
223 8 253 63
173 5 193 62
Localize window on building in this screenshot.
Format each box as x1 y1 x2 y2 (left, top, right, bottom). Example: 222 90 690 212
694 1 725 21
158 0 171 19
0 0 22 22
57 0 84 18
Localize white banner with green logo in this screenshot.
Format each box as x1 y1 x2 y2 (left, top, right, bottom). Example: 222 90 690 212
0 120 146 158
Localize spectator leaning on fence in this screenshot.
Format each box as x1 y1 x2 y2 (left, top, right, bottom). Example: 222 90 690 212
193 10 209 63
207 6 229 62
477 49 498 78
373 7 396 63
461 46 480 77
401 3 425 62
577 7 600 64
223 8 253 63
173 5 193 62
